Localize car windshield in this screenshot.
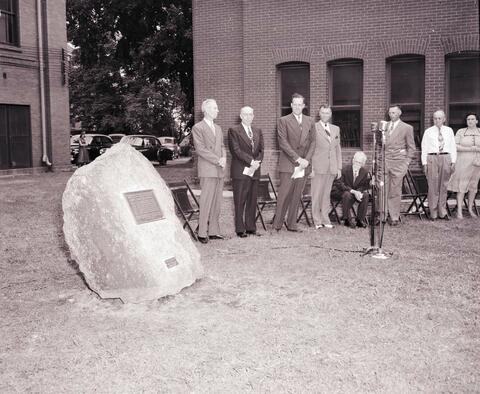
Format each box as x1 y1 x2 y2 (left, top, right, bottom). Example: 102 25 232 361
71 135 93 145
163 138 174 144
124 137 144 147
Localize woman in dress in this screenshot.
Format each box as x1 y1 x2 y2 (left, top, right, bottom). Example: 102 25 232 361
77 131 90 167
448 113 480 218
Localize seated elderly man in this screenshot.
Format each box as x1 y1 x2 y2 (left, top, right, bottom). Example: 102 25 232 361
331 151 371 228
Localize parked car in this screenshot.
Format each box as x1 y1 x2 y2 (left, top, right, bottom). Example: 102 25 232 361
109 133 126 144
120 135 173 165
157 136 180 159
70 133 113 164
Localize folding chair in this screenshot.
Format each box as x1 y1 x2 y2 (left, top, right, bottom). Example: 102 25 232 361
328 195 358 224
168 180 200 241
401 170 430 220
297 179 313 226
255 174 278 231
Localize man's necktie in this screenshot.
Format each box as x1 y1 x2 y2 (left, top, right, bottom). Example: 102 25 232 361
247 127 254 151
324 124 331 138
388 122 394 135
438 127 444 152
353 169 358 182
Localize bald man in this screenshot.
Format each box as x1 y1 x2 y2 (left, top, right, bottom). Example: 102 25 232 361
421 110 457 220
228 106 264 237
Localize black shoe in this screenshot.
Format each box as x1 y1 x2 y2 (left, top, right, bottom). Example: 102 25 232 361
439 215 450 221
198 236 209 244
391 220 400 226
209 234 225 240
345 220 356 229
356 220 367 228
237 232 247 238
246 230 261 236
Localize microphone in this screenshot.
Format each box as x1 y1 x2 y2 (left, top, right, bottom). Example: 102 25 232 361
378 120 388 132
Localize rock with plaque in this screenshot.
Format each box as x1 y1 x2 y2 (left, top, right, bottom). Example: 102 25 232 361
62 143 203 302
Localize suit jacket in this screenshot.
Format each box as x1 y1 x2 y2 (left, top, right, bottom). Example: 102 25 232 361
192 119 226 178
228 124 264 179
384 120 416 169
311 122 342 175
331 164 371 199
277 113 316 174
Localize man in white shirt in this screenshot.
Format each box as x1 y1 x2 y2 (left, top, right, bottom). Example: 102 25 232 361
421 110 457 220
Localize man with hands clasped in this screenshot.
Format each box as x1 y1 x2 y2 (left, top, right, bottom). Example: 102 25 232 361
421 110 457 220
192 98 227 243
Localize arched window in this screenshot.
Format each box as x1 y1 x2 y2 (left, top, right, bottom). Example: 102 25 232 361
446 52 480 131
328 58 363 148
0 0 19 46
387 55 425 147
277 62 310 116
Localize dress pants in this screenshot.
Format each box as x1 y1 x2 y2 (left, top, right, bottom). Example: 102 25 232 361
342 191 369 223
198 177 223 237
378 159 408 221
273 172 306 230
426 153 452 218
232 177 258 233
311 174 336 225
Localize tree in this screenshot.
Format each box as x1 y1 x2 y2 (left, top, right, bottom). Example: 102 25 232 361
67 0 193 137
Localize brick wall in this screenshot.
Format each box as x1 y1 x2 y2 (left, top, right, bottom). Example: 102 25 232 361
0 0 70 173
193 0 480 178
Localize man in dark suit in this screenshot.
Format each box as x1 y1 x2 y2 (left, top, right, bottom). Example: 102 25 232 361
378 105 416 226
331 151 371 228
228 106 264 237
191 98 226 243
273 93 316 232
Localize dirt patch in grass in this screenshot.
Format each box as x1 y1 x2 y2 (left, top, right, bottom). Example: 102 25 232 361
1 169 479 393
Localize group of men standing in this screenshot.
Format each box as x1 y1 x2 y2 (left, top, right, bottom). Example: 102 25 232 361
191 94 453 243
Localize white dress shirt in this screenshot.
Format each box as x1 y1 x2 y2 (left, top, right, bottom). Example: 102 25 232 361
421 125 457 165
294 114 302 124
389 119 400 133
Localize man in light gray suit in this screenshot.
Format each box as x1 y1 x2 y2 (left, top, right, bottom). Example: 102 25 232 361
273 93 316 232
379 105 416 226
191 99 227 243
311 105 342 229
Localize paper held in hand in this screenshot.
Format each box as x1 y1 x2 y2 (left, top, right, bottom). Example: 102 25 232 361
291 166 305 179
243 166 256 177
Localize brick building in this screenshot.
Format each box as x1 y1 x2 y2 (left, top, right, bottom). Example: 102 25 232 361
192 0 480 176
0 0 69 174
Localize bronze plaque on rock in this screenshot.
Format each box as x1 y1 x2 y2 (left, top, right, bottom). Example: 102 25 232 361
124 189 165 224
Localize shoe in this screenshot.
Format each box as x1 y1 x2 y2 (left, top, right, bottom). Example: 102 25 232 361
391 220 400 226
345 220 356 229
286 227 302 232
323 224 334 229
237 232 247 238
468 210 478 218
315 224 324 229
430 216 437 221
356 220 367 228
209 234 225 240
246 230 261 236
198 236 209 244
438 215 450 221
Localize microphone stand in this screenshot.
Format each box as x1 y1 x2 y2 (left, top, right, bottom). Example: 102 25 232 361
362 122 390 259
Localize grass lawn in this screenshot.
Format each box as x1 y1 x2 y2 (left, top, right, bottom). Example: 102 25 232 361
1 165 479 393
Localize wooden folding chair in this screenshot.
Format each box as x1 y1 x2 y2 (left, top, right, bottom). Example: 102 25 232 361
255 174 278 230
297 179 313 226
168 180 200 241
401 170 430 219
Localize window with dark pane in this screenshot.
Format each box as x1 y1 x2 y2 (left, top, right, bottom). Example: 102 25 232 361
447 54 480 132
278 62 310 117
0 0 18 45
0 104 32 169
388 56 425 148
329 59 363 148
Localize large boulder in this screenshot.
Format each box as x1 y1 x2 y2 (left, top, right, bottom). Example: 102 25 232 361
62 143 203 303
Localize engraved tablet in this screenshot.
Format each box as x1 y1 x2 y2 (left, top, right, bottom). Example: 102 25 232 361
164 257 179 269
124 189 164 224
